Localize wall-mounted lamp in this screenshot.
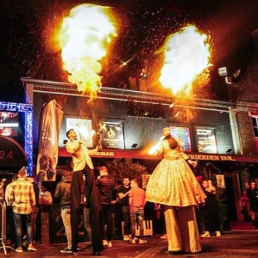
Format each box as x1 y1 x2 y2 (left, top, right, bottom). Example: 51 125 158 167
218 67 228 76
219 67 241 85
131 143 138 149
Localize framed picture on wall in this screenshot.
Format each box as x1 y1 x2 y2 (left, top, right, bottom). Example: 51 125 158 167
195 126 218 153
66 118 93 147
98 121 124 149
169 126 192 152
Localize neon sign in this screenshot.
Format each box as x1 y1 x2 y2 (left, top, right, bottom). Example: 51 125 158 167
0 101 33 175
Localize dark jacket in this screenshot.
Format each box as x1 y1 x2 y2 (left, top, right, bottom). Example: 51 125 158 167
96 175 115 205
54 180 71 207
247 188 258 212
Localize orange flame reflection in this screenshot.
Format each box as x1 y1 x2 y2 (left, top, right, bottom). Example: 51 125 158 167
57 4 117 100
159 25 212 95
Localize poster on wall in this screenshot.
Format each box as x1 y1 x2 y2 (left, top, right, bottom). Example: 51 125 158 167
216 174 226 188
169 126 192 152
98 122 124 149
196 126 218 153
66 118 93 148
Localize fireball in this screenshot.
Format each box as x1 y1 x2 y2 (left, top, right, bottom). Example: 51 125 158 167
159 25 211 95
57 4 117 100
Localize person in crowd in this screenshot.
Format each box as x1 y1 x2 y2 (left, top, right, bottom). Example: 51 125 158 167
0 178 6 200
198 180 221 237
65 129 103 256
96 165 116 248
146 127 206 254
117 177 131 241
7 166 37 253
39 185 53 205
153 203 166 237
54 170 72 254
129 178 147 244
246 181 258 228
5 174 18 246
27 176 40 244
238 190 251 222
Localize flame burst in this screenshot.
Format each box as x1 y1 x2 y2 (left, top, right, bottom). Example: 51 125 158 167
57 4 117 100
159 25 211 95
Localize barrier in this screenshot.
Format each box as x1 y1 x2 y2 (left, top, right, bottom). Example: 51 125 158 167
0 201 7 254
0 201 14 255
135 220 153 237
121 219 153 237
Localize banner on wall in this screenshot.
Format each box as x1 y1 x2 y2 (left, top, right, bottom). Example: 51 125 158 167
98 122 124 149
36 99 63 181
216 174 226 188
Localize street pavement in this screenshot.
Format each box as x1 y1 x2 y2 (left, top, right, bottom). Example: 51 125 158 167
1 228 258 257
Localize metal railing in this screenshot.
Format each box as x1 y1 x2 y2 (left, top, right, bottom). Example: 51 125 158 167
0 201 7 255
0 201 14 255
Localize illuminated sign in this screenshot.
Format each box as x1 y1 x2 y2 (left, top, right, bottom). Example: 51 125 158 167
189 154 235 161
0 101 33 175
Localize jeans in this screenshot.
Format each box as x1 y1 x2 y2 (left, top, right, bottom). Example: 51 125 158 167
61 206 72 248
122 205 130 235
30 207 39 242
100 204 113 241
130 207 144 238
13 212 33 247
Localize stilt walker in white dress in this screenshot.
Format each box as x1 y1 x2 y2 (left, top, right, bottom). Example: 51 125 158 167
146 127 206 254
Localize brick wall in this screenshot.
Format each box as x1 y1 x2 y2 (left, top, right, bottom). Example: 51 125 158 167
237 111 257 155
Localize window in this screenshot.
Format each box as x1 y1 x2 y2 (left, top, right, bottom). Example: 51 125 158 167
252 117 258 137
195 126 218 153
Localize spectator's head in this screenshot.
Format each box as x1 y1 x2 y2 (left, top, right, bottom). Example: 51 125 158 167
62 170 72 182
99 166 108 176
130 178 139 188
123 177 130 187
250 182 256 189
18 166 27 178
202 180 209 189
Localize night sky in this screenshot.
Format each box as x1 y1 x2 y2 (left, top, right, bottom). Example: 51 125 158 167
1 0 258 102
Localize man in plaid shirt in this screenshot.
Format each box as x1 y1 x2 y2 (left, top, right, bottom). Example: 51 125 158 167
8 166 37 253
